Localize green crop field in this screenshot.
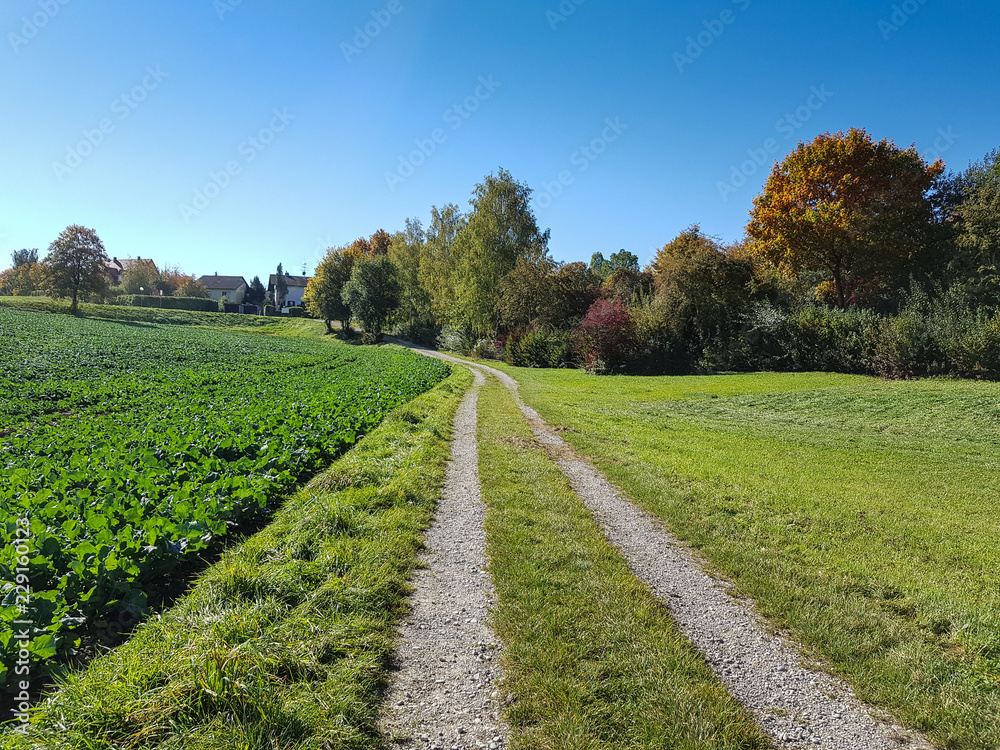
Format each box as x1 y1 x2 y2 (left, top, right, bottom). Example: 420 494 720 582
492 364 1000 748
0 309 449 695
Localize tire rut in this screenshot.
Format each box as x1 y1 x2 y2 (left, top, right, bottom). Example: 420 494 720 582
380 368 509 750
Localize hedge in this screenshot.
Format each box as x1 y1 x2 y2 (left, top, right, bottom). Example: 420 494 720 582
113 296 219 312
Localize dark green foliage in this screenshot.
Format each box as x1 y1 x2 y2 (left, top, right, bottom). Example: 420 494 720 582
341 256 402 339
245 276 267 307
274 264 289 306
503 329 573 368
11 250 38 269
113 295 220 312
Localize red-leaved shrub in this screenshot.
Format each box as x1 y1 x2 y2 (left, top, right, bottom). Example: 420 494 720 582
574 297 635 373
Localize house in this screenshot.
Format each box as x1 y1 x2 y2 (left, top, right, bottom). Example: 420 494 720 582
268 272 310 307
106 257 158 286
197 273 248 303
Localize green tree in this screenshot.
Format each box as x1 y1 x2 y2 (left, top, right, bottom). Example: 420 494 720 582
747 128 944 309
451 168 550 336
590 249 638 280
121 259 160 295
653 225 754 345
419 204 466 325
496 255 556 331
12 249 38 268
44 225 110 312
389 218 433 331
590 252 606 278
1 249 42 295
303 247 358 334
175 277 210 298
341 255 402 340
245 275 267 307
274 263 289 306
954 149 1000 302
496 258 601 331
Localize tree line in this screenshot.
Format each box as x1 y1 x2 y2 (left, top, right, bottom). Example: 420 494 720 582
0 231 278 312
5 128 997 379
304 131 1000 379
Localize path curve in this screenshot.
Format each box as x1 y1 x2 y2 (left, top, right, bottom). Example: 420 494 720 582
390 340 933 750
380 368 509 750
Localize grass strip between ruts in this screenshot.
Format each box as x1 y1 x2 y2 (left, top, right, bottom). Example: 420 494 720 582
1 365 473 750
477 378 772 750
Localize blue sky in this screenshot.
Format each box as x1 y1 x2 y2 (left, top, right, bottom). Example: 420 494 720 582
2 0 998 280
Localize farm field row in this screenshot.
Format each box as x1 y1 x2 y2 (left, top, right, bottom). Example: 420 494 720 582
495 364 1000 748
0 310 449 694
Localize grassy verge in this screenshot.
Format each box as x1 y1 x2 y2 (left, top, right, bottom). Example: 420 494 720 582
0 295 323 332
477 379 771 749
490 365 1000 749
1 366 472 749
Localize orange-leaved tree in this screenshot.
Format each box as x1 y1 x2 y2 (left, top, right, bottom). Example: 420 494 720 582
747 128 944 309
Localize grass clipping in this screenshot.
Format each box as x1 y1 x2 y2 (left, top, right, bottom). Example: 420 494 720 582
2 367 473 750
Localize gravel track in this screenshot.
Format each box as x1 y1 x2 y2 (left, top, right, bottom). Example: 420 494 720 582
380 368 509 750
387 342 934 749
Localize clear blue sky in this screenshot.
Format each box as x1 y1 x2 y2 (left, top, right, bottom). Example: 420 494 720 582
2 0 998 279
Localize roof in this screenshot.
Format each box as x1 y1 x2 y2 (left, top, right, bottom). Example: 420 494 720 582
197 274 249 290
120 257 158 272
268 273 310 289
107 257 157 271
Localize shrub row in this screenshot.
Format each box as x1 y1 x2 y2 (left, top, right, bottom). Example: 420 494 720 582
113 295 220 312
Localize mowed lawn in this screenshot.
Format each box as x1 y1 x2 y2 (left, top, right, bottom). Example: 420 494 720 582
495 366 1000 750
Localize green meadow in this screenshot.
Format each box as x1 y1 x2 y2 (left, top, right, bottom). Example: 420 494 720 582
494 365 1000 749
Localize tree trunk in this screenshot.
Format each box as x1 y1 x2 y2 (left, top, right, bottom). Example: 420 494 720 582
832 266 847 310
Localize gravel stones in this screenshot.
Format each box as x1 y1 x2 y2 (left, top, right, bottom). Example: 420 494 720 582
380 370 509 750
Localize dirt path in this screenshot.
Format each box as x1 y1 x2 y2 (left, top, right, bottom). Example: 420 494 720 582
380 368 509 750
390 341 934 750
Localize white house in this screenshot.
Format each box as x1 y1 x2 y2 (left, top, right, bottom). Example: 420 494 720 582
197 273 248 303
268 272 310 307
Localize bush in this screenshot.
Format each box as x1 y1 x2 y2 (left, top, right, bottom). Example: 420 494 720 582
574 298 635 374
436 327 477 355
504 329 573 368
113 295 219 312
943 312 1000 379
701 303 881 375
288 306 306 318
628 296 686 374
392 323 440 347
472 339 504 361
